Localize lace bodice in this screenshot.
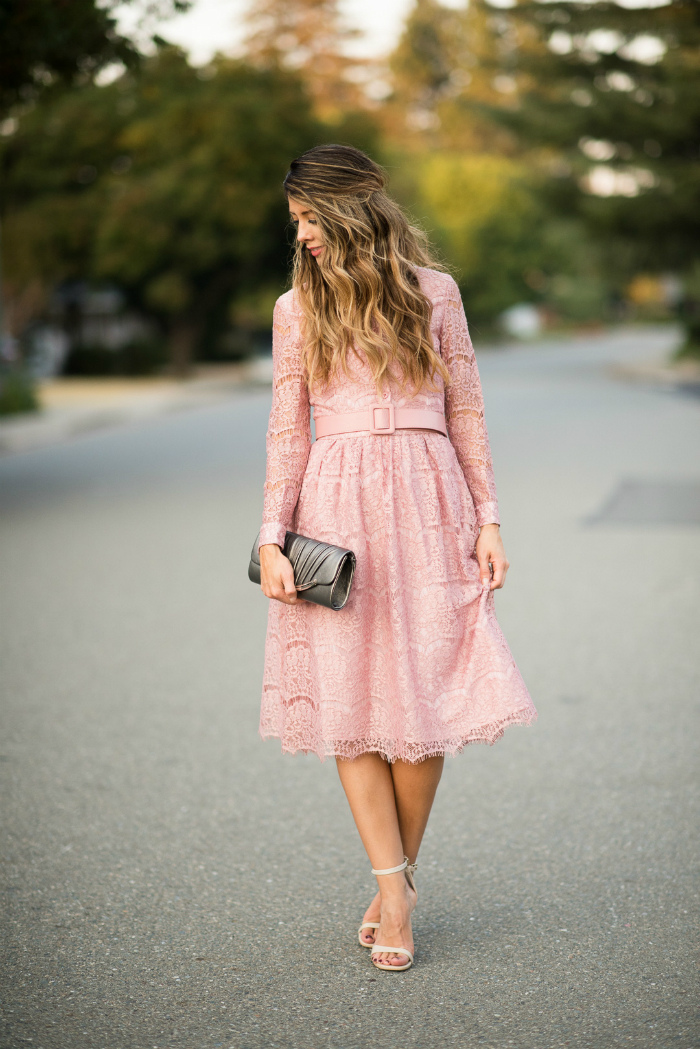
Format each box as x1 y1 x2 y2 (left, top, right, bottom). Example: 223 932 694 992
258 268 499 549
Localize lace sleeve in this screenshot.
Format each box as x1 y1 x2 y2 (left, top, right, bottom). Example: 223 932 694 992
440 278 500 527
258 297 312 549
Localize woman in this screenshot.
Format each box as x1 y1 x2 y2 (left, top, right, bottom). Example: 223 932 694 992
257 145 536 972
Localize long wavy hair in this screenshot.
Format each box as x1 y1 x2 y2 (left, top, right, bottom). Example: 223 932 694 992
283 144 450 393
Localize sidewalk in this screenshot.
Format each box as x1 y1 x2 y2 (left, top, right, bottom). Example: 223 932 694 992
0 357 273 456
609 354 700 393
2 326 696 457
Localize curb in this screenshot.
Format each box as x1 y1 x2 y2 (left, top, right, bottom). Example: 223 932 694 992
0 357 273 457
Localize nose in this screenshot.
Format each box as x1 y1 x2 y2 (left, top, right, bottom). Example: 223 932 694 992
297 223 311 244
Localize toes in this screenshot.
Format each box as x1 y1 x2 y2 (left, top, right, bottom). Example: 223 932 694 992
374 952 408 967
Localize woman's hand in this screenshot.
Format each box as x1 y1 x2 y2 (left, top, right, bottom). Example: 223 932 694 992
259 543 299 604
475 523 509 590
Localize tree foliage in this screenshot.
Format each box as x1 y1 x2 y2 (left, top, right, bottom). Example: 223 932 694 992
497 0 700 278
416 154 545 321
245 0 368 123
1 48 323 371
385 0 519 153
384 0 699 322
383 0 605 323
2 0 697 374
0 0 190 115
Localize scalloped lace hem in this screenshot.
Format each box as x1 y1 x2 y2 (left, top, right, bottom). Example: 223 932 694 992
260 708 537 764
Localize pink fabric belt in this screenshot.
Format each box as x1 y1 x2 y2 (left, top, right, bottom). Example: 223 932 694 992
314 404 447 439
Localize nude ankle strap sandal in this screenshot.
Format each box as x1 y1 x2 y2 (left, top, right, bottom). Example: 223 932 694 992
361 857 417 970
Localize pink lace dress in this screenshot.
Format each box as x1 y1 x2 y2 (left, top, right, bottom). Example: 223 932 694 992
257 268 536 762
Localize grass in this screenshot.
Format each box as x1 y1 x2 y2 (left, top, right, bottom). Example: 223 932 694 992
0 370 40 416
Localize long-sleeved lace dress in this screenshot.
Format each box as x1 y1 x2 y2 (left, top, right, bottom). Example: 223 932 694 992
257 267 536 762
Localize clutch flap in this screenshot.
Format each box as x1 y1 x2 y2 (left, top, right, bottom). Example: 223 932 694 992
285 532 353 587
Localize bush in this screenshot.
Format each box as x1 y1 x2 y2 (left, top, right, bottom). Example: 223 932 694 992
414 154 545 322
675 319 700 362
0 370 40 416
62 339 167 376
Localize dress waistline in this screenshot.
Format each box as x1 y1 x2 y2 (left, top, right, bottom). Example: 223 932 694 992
314 405 447 439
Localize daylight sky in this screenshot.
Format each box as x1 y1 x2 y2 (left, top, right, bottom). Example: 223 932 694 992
113 0 430 65
113 0 671 67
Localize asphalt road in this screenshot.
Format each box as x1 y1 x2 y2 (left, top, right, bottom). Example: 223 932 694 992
1 325 698 1049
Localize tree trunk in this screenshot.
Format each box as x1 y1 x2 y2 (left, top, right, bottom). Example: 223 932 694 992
168 318 198 378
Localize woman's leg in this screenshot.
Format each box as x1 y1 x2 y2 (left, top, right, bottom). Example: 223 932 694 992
336 752 444 965
391 755 445 862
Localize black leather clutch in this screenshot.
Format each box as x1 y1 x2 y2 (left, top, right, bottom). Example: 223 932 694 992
249 530 356 610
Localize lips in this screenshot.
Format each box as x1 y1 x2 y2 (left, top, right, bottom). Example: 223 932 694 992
308 246 324 257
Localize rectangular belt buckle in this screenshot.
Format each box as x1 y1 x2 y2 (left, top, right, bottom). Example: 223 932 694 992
369 403 395 434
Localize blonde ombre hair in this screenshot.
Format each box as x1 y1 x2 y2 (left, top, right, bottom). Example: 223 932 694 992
283 144 450 393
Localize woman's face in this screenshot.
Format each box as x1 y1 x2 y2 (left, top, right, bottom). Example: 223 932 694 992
288 197 325 259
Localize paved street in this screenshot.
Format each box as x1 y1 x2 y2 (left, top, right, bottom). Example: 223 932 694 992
1 324 698 1049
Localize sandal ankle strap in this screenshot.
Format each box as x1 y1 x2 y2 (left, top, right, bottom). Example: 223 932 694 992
371 856 418 876
371 859 408 876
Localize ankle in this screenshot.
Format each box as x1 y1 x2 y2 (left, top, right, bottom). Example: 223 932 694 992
379 881 414 911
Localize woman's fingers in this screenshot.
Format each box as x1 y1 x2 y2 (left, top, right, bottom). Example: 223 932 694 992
279 560 298 602
259 546 298 604
267 568 297 603
490 557 509 590
477 549 492 587
475 524 509 591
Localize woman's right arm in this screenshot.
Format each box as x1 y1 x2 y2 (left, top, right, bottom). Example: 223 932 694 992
258 297 312 604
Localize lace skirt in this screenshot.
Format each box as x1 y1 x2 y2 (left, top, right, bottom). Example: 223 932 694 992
259 431 536 763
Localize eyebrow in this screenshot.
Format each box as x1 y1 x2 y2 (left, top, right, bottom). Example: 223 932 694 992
289 209 313 218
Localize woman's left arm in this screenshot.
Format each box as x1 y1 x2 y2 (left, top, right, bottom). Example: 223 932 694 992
440 275 508 590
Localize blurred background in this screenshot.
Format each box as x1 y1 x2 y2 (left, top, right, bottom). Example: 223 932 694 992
1 4 699 1047
0 0 698 412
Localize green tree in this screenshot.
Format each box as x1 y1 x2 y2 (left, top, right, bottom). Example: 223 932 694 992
243 0 380 152
498 0 700 282
0 0 190 115
1 48 323 372
424 155 539 319
383 0 607 325
387 0 518 153
0 0 190 374
413 153 585 324
245 0 363 121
